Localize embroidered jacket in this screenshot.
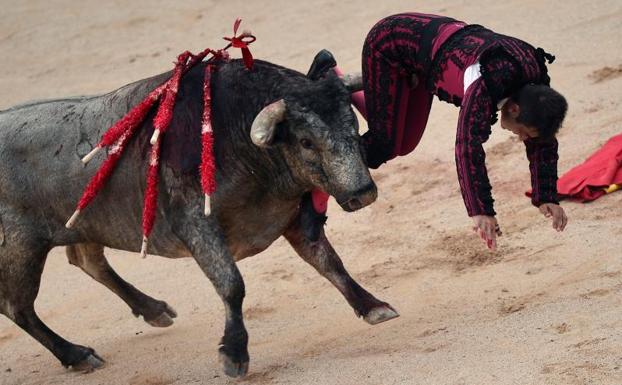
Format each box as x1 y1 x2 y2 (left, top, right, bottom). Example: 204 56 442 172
362 13 559 216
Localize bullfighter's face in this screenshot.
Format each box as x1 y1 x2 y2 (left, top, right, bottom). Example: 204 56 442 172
500 101 540 141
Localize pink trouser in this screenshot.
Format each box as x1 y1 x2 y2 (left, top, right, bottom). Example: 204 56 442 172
309 78 431 213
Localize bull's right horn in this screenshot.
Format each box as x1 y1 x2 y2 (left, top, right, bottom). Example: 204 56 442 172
250 99 286 147
342 73 363 92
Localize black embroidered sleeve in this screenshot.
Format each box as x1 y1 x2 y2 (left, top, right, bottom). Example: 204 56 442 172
480 48 522 103
455 78 496 216
525 137 560 206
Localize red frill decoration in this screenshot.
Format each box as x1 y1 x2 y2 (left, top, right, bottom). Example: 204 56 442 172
200 64 217 195
78 129 138 210
100 87 164 147
143 138 161 237
70 19 256 253
153 52 192 133
77 151 122 210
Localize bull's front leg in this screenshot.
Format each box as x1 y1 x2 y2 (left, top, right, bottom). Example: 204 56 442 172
284 204 399 325
172 211 248 378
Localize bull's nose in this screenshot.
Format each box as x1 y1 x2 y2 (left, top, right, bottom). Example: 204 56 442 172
341 182 377 212
343 197 363 212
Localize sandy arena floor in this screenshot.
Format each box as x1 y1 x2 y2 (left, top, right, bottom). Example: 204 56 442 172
1 1 621 384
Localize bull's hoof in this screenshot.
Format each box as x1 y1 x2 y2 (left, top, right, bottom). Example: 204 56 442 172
71 351 105 373
145 304 177 328
363 305 400 325
218 347 249 378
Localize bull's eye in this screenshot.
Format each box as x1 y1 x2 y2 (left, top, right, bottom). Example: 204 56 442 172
300 138 314 149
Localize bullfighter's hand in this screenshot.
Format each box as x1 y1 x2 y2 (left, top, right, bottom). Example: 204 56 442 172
471 215 500 251
538 203 568 232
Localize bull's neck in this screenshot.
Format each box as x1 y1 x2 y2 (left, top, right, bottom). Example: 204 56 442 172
219 141 309 203
256 150 309 201
209 61 312 202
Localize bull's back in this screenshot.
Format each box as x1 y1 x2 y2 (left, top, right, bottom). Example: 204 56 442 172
0 94 147 244
0 79 194 255
0 71 169 210
0 98 97 204
0 98 105 242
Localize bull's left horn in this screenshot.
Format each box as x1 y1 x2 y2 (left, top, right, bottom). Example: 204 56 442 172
342 73 363 92
250 99 286 147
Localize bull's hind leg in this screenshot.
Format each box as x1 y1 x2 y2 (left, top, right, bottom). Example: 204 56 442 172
66 243 177 327
284 210 399 325
0 231 103 370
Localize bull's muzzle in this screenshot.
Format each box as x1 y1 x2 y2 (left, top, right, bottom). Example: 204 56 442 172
338 182 378 212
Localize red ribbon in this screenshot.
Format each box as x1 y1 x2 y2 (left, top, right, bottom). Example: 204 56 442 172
223 18 256 70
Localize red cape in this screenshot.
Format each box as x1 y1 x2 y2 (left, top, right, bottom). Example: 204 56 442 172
528 133 622 202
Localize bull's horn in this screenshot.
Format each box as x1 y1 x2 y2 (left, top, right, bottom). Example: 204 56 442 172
342 73 363 92
250 99 286 147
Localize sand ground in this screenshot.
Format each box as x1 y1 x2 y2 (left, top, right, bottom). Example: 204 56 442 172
1 1 622 384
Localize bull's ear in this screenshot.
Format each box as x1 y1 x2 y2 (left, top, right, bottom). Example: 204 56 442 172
306 49 337 80
250 99 287 147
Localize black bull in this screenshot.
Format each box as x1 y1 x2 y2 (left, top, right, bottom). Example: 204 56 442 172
0 52 398 377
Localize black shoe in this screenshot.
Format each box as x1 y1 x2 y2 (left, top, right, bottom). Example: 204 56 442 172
299 193 327 242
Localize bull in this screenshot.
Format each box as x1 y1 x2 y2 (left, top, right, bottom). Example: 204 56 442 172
0 50 398 377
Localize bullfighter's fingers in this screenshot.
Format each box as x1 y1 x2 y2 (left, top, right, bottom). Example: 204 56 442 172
487 226 497 250
477 228 486 241
553 210 564 231
539 205 552 218
561 211 568 231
